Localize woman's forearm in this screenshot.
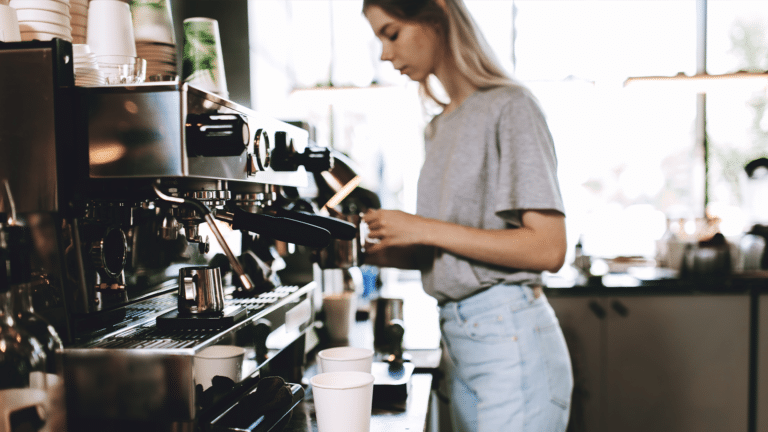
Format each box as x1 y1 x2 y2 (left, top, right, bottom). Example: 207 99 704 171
421 214 566 272
364 209 566 273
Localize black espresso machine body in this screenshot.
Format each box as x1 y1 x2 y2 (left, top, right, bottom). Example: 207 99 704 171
0 40 336 431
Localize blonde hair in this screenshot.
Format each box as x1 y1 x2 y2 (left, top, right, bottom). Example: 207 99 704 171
364 0 521 108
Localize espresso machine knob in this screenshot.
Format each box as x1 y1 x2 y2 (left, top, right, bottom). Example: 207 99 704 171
90 227 128 279
247 129 272 174
186 113 249 157
270 131 333 172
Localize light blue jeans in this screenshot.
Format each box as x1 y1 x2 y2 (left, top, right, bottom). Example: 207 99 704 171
439 283 573 432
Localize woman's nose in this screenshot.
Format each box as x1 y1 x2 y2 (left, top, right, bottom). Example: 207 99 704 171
380 44 393 62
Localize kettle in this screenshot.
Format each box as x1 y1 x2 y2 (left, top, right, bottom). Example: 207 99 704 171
681 233 731 278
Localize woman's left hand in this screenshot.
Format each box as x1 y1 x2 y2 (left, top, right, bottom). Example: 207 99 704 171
363 209 432 250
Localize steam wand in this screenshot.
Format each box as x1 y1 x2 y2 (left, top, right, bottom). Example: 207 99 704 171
152 184 254 291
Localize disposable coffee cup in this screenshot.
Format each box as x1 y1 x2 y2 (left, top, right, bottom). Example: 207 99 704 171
317 347 373 373
311 371 374 432
0 4 21 42
130 0 175 44
86 0 137 57
182 17 228 98
322 291 356 341
195 345 245 390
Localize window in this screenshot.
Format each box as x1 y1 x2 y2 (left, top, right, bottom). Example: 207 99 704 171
253 0 763 266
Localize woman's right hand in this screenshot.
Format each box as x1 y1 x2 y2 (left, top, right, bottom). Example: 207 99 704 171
361 209 432 269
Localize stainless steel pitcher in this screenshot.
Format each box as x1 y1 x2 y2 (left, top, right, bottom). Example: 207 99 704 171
178 266 224 314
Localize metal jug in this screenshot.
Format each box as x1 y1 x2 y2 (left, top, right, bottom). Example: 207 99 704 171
371 297 405 358
178 266 224 314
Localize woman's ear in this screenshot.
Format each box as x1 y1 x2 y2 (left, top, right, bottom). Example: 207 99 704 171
434 0 447 10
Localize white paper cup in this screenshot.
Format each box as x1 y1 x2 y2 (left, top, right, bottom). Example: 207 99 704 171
86 0 136 57
317 347 373 373
0 4 21 42
9 0 70 15
311 371 374 432
18 20 70 34
15 9 70 27
322 291 356 341
182 17 227 97
194 345 245 390
130 0 174 44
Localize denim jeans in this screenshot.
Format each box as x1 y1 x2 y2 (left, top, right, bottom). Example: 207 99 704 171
439 283 573 432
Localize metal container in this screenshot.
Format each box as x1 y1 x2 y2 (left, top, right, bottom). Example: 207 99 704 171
178 266 224 314
314 213 362 269
371 297 405 357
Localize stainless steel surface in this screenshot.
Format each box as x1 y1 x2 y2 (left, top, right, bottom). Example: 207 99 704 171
203 212 254 291
63 283 316 423
86 83 310 187
0 48 58 213
314 213 362 269
90 226 128 279
372 297 405 358
178 266 224 314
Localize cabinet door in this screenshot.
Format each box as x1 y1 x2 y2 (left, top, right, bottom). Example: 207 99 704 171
604 295 750 432
758 294 768 432
547 296 605 432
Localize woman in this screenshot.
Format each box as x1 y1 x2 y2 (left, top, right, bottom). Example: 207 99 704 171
361 0 574 431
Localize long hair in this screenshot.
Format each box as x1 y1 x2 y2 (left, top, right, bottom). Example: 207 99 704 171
363 0 520 108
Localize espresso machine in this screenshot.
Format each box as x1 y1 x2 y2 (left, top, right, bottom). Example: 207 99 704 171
0 39 357 431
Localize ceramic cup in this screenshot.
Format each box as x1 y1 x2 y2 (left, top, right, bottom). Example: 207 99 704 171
322 291 356 341
0 4 21 42
194 345 245 390
317 347 373 373
86 0 137 57
311 371 374 432
182 17 228 98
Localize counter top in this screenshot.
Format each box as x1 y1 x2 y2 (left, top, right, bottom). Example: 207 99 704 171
543 268 768 295
281 279 442 432
282 372 433 432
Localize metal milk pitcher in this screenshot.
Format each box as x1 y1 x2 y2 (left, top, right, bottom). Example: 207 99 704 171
178 266 224 314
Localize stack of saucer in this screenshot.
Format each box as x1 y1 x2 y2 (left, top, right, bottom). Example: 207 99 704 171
131 0 177 81
136 42 176 80
73 43 106 86
10 0 72 42
69 0 86 44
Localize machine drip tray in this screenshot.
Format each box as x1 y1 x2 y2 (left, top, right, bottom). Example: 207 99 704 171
156 305 247 331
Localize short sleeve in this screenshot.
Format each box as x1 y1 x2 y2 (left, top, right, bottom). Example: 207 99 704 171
494 89 565 225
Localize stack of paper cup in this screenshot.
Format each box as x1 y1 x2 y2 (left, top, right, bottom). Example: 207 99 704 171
182 17 228 98
130 0 177 81
87 0 147 84
72 43 106 86
69 0 85 43
9 0 72 42
0 4 21 42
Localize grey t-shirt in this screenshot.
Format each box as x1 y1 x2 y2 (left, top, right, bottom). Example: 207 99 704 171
416 85 565 305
